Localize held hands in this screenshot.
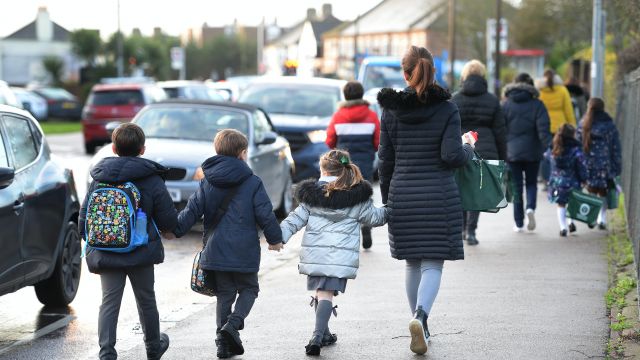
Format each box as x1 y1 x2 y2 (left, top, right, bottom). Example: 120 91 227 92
462 131 478 147
162 231 176 240
268 243 284 252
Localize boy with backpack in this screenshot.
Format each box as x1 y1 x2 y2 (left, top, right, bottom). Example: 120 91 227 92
170 129 283 359
79 123 178 360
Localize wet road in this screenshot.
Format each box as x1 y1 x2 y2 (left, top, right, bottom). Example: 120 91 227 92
0 133 214 359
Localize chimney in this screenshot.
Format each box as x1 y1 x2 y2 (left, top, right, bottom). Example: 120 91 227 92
322 4 333 19
132 28 142 37
153 27 162 37
36 6 53 42
306 8 317 21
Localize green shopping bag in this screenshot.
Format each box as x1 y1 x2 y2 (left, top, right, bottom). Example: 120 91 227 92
567 190 603 225
607 179 619 210
454 152 507 213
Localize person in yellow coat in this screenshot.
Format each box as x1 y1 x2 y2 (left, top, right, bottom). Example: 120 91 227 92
535 69 577 188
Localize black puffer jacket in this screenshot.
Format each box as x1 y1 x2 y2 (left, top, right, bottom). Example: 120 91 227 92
502 83 552 162
79 157 178 273
452 74 507 160
377 86 473 261
173 155 282 273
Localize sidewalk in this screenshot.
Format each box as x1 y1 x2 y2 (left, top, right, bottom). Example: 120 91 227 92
120 188 609 359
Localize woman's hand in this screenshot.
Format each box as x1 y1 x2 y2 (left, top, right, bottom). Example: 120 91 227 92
462 131 478 147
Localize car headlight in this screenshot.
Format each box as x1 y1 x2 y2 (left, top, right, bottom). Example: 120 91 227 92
307 130 327 143
193 166 204 180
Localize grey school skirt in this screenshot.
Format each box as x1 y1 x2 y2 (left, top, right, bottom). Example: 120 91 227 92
307 276 347 295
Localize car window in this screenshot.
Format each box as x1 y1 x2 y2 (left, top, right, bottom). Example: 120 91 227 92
27 118 43 149
253 110 272 143
147 86 168 103
135 106 249 141
91 90 144 106
36 88 76 100
163 87 180 98
3 115 38 169
363 65 405 91
0 130 9 168
240 85 340 117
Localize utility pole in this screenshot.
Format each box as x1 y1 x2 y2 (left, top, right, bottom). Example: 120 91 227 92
116 0 124 77
494 0 502 95
353 15 360 79
448 0 456 89
257 17 265 75
591 0 604 97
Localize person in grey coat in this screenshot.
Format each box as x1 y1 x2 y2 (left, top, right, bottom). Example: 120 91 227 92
279 149 387 356
377 46 475 355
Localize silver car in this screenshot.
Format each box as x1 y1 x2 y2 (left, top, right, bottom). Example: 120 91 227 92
89 99 295 217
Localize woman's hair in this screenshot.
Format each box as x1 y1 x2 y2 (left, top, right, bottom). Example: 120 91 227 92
401 45 435 102
319 149 364 197
460 59 486 81
581 97 605 153
544 69 555 90
552 123 577 157
514 72 534 86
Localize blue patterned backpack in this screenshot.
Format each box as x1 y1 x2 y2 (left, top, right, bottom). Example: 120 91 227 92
84 182 149 253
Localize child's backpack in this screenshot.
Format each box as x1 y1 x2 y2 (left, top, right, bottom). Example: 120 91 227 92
84 182 149 253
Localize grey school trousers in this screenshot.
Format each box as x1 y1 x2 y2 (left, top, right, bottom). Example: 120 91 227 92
212 271 260 331
98 266 160 360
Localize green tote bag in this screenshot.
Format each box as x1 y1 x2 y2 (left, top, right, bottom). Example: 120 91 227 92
567 190 603 225
454 151 508 213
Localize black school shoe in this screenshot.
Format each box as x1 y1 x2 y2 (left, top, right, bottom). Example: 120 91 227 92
409 306 429 355
362 227 372 249
569 223 577 233
322 332 337 346
220 323 244 356
466 233 479 246
215 331 232 359
560 229 568 237
147 333 170 360
305 335 322 356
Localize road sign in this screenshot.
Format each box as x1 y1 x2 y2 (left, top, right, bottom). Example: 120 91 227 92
171 47 184 71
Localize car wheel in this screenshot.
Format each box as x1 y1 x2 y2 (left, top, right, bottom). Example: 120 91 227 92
84 142 96 154
276 173 295 218
35 221 82 306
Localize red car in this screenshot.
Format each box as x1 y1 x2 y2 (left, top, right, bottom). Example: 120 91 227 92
81 83 166 153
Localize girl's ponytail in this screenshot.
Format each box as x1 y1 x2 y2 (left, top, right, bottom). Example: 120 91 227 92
544 69 555 90
320 150 364 197
402 46 435 102
552 124 577 157
581 97 605 153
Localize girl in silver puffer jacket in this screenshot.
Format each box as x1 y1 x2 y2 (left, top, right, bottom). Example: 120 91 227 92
279 149 388 356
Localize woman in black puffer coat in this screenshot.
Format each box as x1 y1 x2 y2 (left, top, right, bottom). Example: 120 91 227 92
452 60 507 245
377 45 474 355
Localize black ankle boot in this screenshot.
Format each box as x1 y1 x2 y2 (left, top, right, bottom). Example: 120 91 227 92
305 335 322 356
215 331 232 359
409 306 429 355
321 331 337 346
220 323 244 355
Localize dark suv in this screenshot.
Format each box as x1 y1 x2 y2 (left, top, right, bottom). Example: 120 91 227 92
82 83 166 153
0 105 81 306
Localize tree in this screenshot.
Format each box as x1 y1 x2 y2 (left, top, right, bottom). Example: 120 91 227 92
42 56 64 86
70 29 102 65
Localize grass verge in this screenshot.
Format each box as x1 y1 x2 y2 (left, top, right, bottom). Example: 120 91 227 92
605 198 640 359
39 120 81 135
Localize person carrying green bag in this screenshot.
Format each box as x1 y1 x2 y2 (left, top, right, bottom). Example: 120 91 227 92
454 148 508 214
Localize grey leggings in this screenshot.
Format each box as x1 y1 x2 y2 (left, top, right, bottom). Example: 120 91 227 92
405 259 444 315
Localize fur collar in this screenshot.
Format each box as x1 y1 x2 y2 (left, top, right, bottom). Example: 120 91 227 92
295 179 373 209
503 82 539 98
339 99 370 108
377 85 451 110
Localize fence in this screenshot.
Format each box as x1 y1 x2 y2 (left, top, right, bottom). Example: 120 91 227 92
615 66 640 279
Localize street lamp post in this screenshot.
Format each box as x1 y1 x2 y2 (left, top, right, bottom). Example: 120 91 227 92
591 0 605 97
116 0 124 77
448 0 456 89
494 0 502 95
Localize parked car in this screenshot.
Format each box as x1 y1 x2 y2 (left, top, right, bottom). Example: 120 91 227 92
29 87 82 120
158 80 225 101
81 82 167 154
0 81 22 109
12 87 48 121
88 99 295 217
238 76 346 181
0 105 81 305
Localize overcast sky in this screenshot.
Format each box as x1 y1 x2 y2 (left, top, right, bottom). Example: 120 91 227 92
0 0 383 38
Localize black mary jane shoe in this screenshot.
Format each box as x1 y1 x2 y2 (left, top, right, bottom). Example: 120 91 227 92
305 336 322 356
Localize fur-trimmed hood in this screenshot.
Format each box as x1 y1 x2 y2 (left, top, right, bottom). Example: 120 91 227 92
295 179 373 209
338 99 370 108
503 82 539 102
376 85 451 110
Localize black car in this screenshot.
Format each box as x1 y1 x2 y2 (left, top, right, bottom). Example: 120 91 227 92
0 105 81 306
30 87 82 120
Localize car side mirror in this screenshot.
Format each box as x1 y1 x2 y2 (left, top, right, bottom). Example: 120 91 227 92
0 167 15 189
105 121 122 139
256 131 278 146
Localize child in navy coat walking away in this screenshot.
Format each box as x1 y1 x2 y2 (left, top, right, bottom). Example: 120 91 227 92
279 149 388 356
171 129 283 359
548 124 587 236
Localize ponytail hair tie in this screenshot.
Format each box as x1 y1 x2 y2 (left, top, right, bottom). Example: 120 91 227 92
339 156 350 166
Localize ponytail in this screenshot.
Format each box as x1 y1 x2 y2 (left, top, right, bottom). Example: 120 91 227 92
582 97 605 153
402 45 435 102
320 150 364 197
544 69 555 90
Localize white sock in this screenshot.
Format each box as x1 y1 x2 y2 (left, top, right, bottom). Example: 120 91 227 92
597 205 607 224
557 207 568 231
